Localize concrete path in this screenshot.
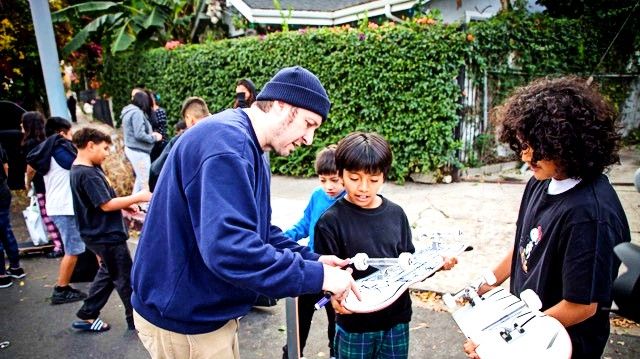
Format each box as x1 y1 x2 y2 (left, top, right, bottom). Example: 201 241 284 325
2 112 638 358
1 254 638 359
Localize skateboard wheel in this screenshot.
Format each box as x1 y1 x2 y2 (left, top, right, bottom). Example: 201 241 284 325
398 252 413 270
483 271 497 286
352 253 369 271
442 293 457 309
520 289 542 311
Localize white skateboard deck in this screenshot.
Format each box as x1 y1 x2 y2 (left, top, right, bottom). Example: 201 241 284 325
447 287 572 359
342 241 467 313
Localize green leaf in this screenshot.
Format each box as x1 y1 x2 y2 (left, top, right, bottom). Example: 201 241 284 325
61 13 122 55
52 1 119 22
142 6 167 29
111 20 136 54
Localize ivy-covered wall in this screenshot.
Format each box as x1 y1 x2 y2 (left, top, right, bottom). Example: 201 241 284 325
468 11 636 110
102 12 637 180
102 21 473 181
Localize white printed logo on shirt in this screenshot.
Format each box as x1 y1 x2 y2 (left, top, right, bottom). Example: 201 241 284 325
519 225 542 273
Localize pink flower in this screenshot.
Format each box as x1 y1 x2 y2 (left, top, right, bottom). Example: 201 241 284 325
164 40 182 50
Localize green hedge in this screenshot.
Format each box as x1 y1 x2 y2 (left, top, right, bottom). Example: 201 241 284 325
102 13 635 180
102 22 472 181
468 11 634 110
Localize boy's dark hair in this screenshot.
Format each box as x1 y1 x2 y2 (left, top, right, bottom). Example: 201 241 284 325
496 76 620 180
45 116 72 137
335 132 392 177
175 120 187 132
72 128 112 149
315 145 338 175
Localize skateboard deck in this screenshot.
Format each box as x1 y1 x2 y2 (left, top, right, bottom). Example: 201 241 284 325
445 286 572 359
18 241 54 256
342 241 468 313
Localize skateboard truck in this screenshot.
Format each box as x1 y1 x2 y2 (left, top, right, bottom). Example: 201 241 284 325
497 289 543 343
350 252 413 271
442 270 497 308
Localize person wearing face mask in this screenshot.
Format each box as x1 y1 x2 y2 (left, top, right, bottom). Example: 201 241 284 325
233 78 257 109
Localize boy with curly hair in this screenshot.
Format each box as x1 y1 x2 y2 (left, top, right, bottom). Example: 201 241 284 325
464 77 631 359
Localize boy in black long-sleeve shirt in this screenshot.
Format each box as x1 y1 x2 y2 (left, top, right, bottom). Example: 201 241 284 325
315 132 416 359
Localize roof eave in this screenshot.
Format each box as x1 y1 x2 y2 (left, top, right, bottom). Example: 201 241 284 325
228 0 419 26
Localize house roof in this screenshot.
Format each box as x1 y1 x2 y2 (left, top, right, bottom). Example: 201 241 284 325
242 1 374 12
228 0 417 26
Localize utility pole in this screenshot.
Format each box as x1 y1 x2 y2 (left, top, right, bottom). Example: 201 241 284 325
28 0 68 119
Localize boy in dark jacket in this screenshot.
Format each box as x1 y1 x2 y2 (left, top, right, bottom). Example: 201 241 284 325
27 117 87 304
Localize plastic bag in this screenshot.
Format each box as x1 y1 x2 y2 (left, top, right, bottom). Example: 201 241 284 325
22 196 49 246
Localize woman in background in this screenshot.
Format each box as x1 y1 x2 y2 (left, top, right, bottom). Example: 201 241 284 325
146 91 168 162
121 92 162 194
233 79 257 109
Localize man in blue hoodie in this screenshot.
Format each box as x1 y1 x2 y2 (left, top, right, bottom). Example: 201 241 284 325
131 66 360 358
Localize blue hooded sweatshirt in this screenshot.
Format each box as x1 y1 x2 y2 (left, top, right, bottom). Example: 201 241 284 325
131 109 324 334
284 187 345 251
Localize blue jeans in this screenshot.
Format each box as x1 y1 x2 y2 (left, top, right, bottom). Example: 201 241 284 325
0 206 20 275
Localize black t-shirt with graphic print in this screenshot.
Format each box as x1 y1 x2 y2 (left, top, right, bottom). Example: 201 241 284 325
70 164 128 244
510 174 630 358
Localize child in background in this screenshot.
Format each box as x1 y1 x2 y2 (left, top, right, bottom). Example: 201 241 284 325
27 117 87 304
315 132 418 359
463 77 631 359
0 143 26 288
22 111 64 257
281 145 345 359
174 120 187 136
69 128 151 332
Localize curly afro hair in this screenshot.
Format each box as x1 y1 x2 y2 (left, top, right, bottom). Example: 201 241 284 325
495 76 620 180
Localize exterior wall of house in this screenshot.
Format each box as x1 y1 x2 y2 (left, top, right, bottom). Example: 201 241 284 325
621 77 640 137
424 0 545 24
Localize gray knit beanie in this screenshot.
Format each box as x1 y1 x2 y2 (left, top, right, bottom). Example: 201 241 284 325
256 66 331 122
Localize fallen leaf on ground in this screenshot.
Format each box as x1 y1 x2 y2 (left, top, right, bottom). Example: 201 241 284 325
611 316 639 329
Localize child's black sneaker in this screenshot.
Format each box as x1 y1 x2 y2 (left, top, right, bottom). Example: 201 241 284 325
6 267 25 279
51 285 87 305
0 276 12 288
